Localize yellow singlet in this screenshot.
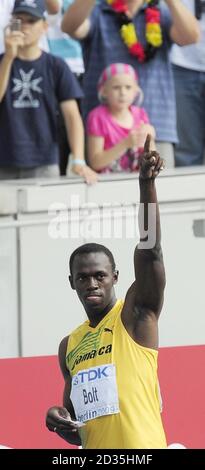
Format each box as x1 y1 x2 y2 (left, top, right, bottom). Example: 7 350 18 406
66 299 167 449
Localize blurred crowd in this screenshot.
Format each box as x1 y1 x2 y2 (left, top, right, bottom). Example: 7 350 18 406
0 0 204 184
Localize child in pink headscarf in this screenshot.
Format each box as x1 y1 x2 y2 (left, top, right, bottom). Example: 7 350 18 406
86 63 155 173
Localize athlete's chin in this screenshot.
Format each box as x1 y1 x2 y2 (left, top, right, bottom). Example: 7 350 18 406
85 296 103 306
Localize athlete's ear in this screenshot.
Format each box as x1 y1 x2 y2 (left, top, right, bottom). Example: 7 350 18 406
113 270 119 285
69 274 75 290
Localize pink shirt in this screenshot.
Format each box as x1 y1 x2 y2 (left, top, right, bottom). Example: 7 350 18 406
87 104 149 173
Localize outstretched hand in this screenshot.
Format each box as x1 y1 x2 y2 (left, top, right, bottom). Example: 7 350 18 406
46 406 80 434
139 134 164 180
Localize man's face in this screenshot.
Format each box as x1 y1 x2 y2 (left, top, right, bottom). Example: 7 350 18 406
70 252 118 312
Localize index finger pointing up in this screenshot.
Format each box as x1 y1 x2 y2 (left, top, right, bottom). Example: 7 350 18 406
143 134 151 153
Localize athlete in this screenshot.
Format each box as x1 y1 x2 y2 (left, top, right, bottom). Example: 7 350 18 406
46 134 166 448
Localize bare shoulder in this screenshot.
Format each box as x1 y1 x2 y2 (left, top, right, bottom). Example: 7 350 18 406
58 335 70 378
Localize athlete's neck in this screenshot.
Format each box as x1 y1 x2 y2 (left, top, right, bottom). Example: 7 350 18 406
86 297 117 328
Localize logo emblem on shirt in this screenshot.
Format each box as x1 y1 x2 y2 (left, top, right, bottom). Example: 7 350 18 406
104 328 113 334
12 69 42 108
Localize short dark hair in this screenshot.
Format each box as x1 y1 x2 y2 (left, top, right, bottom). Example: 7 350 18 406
69 243 116 275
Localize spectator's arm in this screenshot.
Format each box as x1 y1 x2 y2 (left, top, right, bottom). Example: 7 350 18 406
60 99 85 161
61 0 95 38
60 100 98 184
0 56 13 102
0 31 24 102
45 0 60 14
165 0 200 45
88 134 131 171
88 126 155 171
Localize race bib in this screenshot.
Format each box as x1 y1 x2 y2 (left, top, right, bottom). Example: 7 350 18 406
70 363 120 423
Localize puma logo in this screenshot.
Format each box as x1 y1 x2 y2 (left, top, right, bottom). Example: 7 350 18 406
104 328 113 334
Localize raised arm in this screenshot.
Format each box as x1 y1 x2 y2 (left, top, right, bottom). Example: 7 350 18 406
166 0 200 45
45 336 81 446
61 0 95 38
45 0 60 15
121 135 165 350
0 30 24 102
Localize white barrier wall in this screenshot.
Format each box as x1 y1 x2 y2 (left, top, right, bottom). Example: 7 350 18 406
0 220 19 357
0 168 205 357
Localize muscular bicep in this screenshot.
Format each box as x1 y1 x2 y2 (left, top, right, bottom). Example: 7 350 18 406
121 283 160 349
134 247 166 313
121 249 165 349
